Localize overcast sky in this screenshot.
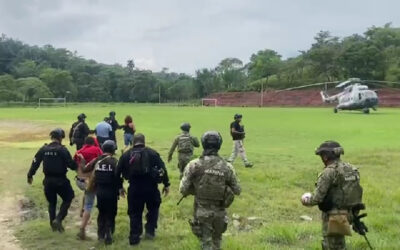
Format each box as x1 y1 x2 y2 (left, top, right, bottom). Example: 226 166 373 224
1 0 399 74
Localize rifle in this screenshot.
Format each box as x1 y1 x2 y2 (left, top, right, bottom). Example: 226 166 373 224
352 205 373 250
177 196 185 206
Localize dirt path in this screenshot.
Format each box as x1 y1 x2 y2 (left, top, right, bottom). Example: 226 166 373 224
0 193 22 249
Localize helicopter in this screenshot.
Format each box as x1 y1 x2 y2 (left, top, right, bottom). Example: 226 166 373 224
280 78 400 114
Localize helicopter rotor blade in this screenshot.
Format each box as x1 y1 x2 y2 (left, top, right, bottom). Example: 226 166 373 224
276 81 339 92
367 82 400 91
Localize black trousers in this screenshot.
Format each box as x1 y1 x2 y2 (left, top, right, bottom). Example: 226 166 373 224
43 177 75 224
97 136 109 147
127 186 161 243
96 185 118 239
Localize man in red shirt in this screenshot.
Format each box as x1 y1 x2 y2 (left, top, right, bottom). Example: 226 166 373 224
74 136 103 240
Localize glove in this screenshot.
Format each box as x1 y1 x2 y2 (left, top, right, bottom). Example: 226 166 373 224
27 177 33 185
301 192 312 206
167 155 172 163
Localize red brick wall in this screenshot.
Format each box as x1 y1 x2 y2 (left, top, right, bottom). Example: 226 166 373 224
207 90 400 107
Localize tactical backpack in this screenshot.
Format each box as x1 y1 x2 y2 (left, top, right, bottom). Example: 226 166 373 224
178 134 193 153
72 122 83 140
319 162 363 211
196 157 234 207
125 148 150 178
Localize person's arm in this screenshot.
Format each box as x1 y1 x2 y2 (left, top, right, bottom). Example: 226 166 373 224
83 123 90 137
231 125 245 135
27 147 44 183
308 168 335 206
69 123 75 145
167 137 179 162
130 122 136 132
191 136 200 148
227 163 241 195
179 162 195 196
61 147 78 171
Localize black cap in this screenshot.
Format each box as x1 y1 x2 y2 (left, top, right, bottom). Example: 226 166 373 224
234 114 242 120
109 111 116 117
78 113 86 120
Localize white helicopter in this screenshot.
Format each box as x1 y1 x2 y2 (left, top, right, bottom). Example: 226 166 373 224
281 78 399 114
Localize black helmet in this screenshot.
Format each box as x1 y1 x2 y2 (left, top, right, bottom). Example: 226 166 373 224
50 128 65 140
102 140 116 153
201 131 223 150
180 123 191 132
78 113 86 121
109 111 116 117
315 141 344 156
234 114 242 120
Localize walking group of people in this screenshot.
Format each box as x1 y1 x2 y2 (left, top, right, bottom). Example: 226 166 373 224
27 111 366 250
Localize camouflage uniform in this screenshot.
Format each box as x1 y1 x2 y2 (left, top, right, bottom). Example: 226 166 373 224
180 155 241 250
309 159 360 250
168 131 200 178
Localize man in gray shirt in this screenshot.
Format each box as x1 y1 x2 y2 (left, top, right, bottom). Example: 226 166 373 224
95 118 113 147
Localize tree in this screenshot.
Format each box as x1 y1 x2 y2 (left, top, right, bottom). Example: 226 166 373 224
306 31 341 81
16 77 53 102
248 49 281 83
215 58 246 90
12 60 39 78
39 68 76 98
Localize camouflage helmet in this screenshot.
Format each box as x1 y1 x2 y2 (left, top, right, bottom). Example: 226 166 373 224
180 122 191 132
234 114 242 120
50 128 65 140
102 140 116 153
315 140 344 156
201 131 223 150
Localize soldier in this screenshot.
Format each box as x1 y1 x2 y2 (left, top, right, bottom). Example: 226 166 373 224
116 133 170 246
69 113 90 150
301 141 364 250
27 128 77 232
227 114 253 168
90 140 123 245
168 123 200 179
180 131 241 250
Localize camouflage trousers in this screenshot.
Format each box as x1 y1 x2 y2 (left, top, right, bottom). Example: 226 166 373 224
178 153 192 179
191 204 228 250
322 212 346 250
227 140 249 165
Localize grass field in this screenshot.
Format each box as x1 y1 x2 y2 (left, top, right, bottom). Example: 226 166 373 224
0 104 399 250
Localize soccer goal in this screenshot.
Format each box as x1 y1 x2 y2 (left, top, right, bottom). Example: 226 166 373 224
38 98 67 108
201 98 218 107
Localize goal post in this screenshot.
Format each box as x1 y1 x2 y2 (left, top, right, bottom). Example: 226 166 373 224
38 98 66 108
201 98 218 107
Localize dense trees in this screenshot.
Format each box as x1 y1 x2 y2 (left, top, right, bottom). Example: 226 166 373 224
1 24 400 103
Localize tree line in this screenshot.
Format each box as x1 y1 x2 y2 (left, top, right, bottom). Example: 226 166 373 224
1 23 400 103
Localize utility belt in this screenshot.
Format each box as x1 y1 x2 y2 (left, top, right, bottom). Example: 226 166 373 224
326 209 352 237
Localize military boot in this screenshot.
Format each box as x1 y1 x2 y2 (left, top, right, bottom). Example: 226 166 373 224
104 229 113 245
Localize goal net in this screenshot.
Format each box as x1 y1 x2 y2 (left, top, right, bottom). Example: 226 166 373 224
38 98 66 108
201 98 218 107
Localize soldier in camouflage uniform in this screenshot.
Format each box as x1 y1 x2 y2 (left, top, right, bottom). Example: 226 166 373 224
168 123 200 179
180 131 241 250
301 141 364 250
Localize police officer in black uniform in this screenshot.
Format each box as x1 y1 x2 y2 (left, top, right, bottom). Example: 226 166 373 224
27 128 77 232
90 140 123 245
116 133 170 246
69 113 90 150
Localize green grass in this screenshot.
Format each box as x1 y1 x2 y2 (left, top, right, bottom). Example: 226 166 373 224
0 105 399 249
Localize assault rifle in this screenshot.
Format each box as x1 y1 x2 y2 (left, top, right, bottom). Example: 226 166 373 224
352 204 373 250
